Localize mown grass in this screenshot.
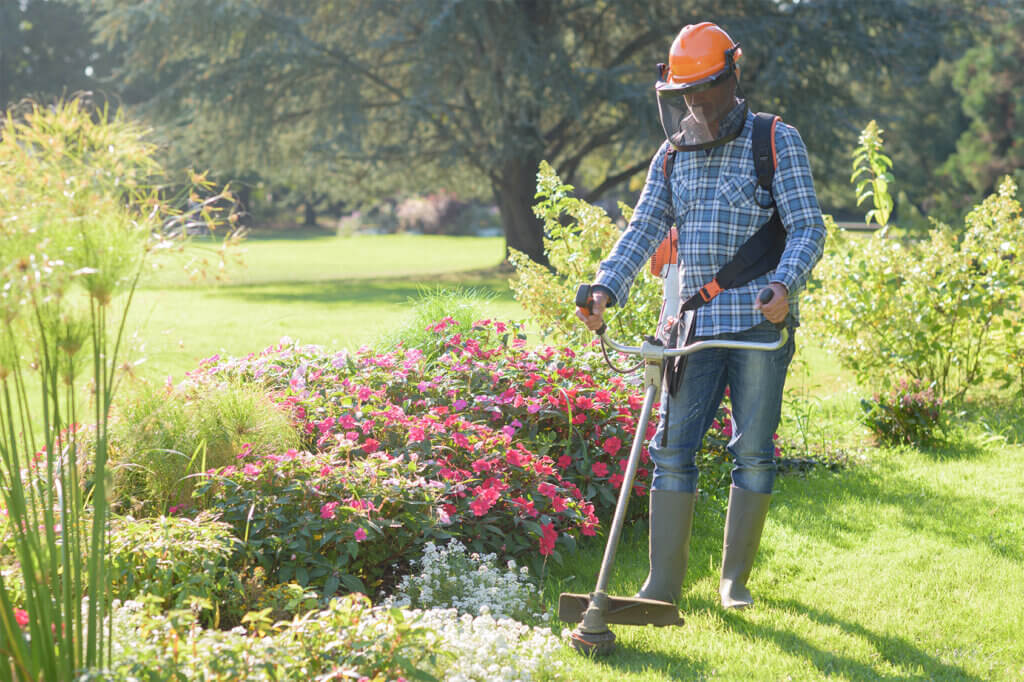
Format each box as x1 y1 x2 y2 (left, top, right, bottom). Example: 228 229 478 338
125 232 517 379
543 435 1024 680
127 231 1024 679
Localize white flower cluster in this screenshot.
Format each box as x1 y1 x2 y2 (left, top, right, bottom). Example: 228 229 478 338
412 607 564 682
386 540 545 622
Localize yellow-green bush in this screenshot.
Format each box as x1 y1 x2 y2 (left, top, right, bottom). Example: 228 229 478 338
805 122 1024 402
510 161 663 346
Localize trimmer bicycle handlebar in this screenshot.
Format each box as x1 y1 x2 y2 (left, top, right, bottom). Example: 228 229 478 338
599 328 789 358
576 283 789 357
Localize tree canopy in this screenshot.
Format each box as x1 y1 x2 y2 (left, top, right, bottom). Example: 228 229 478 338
86 1 986 259
0 1 111 113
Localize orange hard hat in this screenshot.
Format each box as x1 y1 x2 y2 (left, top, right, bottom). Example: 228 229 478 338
665 22 742 88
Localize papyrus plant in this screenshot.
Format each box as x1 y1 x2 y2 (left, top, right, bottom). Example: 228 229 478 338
0 98 238 679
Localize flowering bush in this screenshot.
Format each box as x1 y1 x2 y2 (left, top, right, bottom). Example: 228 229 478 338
184 321 652 574
386 540 543 622
861 378 944 446
410 608 563 682
193 450 446 596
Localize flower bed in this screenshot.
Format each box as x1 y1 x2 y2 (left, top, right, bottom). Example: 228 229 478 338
183 319 659 579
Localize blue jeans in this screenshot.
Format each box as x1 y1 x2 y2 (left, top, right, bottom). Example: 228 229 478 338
649 320 795 495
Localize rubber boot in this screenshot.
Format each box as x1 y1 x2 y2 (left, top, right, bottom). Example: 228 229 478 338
636 490 696 603
719 484 771 609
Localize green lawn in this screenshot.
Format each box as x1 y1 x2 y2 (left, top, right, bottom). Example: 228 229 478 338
127 232 519 379
124 231 1024 680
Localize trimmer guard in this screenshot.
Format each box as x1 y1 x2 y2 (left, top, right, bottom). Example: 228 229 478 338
558 592 683 627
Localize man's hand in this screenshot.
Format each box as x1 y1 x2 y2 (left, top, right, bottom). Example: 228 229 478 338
754 282 789 324
576 288 610 332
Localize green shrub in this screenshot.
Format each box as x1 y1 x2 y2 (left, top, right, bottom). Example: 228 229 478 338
194 450 446 597
93 594 444 681
510 161 663 346
805 122 1024 401
861 378 945 446
107 380 299 514
376 286 497 364
107 513 246 628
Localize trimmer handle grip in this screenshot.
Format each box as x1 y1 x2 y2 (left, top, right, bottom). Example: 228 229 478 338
575 284 607 336
758 287 787 331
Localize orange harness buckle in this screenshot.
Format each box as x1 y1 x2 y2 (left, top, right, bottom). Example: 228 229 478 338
698 279 723 303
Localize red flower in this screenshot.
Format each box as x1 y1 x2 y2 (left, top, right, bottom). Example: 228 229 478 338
511 496 539 518
362 438 380 452
591 461 609 477
551 495 568 512
539 521 558 556
14 608 29 628
469 487 500 516
556 454 571 469
537 482 557 498
602 437 622 456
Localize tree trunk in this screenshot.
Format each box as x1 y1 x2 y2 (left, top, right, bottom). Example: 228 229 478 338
494 155 549 267
303 201 317 227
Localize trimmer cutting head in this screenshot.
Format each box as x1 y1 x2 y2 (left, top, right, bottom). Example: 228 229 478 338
560 590 683 657
559 592 684 628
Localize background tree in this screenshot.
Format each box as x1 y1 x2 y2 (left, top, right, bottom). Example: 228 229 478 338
0 1 116 112
88 0 975 262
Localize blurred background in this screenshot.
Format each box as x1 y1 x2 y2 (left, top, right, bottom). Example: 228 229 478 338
3 0 1021 250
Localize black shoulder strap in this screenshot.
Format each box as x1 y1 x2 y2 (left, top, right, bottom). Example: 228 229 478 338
752 112 779 191
677 113 787 314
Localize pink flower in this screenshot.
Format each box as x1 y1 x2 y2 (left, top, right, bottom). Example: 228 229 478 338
320 502 339 520
592 461 609 477
721 422 733 437
354 527 367 542
14 608 29 628
471 458 493 473
511 496 539 518
168 504 187 515
453 432 470 448
602 437 622 456
320 465 333 477
551 495 568 512
539 522 557 556
242 463 260 478
469 488 499 516
408 427 427 443
537 482 557 498
556 454 571 469
357 387 373 402
362 438 380 452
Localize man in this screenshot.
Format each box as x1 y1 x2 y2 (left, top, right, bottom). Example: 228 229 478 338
577 22 825 609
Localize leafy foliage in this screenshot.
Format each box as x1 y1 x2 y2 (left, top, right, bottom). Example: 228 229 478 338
861 378 944 446
194 450 445 598
86 0 969 260
92 594 444 681
0 97 237 680
511 161 662 346
105 380 299 515
851 121 895 230
107 514 246 628
806 124 1024 401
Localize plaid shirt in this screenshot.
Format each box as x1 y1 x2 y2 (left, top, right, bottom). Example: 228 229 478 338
596 106 826 337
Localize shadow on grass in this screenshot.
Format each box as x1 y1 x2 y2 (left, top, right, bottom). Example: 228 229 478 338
734 598 983 681
200 276 517 307
955 394 1024 446
769 459 1024 562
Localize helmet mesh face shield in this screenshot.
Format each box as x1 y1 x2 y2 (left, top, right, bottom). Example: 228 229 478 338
656 68 746 151
656 23 747 151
